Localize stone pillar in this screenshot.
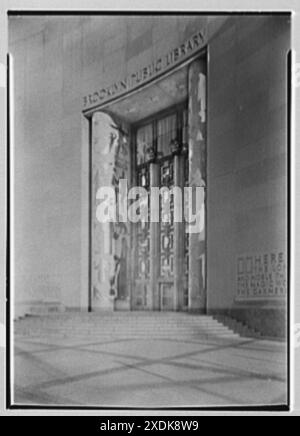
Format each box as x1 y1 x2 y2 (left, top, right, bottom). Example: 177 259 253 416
188 58 207 312
150 163 160 310
80 114 90 311
174 153 185 311
92 112 130 311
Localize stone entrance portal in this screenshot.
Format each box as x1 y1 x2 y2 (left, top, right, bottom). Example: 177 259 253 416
90 56 207 312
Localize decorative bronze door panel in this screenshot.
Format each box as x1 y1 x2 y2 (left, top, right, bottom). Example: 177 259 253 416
158 159 175 309
160 283 174 311
132 281 150 310
183 154 189 309
132 106 190 311
132 165 151 310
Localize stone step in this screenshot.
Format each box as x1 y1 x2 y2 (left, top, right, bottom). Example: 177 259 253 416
15 330 236 337
15 331 241 339
26 302 65 316
15 321 229 326
14 315 219 322
14 323 232 331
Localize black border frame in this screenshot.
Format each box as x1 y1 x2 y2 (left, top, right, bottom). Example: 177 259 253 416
6 10 292 413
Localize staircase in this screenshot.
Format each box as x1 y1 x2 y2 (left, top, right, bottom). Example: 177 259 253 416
14 312 242 341
212 314 262 339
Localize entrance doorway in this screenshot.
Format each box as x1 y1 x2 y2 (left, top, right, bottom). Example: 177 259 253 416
90 56 207 313
132 105 189 311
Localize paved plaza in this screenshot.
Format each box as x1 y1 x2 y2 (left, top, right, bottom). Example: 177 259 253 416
13 313 288 408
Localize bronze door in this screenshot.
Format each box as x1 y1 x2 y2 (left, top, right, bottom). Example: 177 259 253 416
132 107 189 311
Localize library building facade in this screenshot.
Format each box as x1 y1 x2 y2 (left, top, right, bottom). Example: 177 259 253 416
10 14 290 337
